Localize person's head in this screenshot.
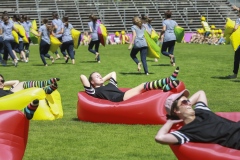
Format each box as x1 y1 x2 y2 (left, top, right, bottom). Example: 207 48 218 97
2 15 9 24
62 15 69 23
141 14 148 23
22 14 29 21
89 14 97 22
132 16 142 28
52 12 59 19
121 30 125 35
13 14 21 22
165 10 172 19
42 18 48 24
88 72 104 88
147 17 153 24
165 89 193 120
115 31 120 37
0 74 5 89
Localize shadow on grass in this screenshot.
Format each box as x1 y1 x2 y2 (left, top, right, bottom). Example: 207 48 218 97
211 76 237 80
231 79 240 82
80 60 98 63
119 72 154 75
72 118 79 121
151 64 171 66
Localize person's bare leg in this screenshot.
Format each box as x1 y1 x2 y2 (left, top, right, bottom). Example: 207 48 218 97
11 82 24 92
123 83 145 101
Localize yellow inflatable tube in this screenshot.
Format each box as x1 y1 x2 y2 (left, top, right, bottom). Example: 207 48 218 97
33 90 63 120
0 88 46 110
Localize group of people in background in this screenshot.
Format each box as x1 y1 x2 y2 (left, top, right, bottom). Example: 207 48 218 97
189 17 226 45
0 11 76 67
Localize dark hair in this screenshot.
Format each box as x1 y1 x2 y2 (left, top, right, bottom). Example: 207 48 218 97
166 100 180 120
52 12 59 19
165 10 172 18
141 14 147 20
0 74 4 80
13 14 21 21
62 15 68 22
89 14 97 30
88 72 97 87
22 14 28 21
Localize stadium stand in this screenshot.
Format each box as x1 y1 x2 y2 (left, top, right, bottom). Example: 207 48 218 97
0 0 239 33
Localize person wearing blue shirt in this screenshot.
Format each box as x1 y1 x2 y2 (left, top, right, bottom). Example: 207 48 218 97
22 14 32 61
128 16 149 75
12 14 27 63
32 18 54 66
160 10 178 67
0 15 19 67
88 14 100 63
52 12 63 60
60 15 75 64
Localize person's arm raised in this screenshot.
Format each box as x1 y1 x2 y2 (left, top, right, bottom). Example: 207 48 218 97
189 90 208 106
80 74 90 88
155 119 182 144
102 71 116 82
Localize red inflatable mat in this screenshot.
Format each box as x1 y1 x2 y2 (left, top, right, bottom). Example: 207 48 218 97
169 112 240 160
77 82 185 124
0 110 29 160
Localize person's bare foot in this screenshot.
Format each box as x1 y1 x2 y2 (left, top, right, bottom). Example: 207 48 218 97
137 63 141 72
50 57 54 64
95 52 99 60
170 55 174 63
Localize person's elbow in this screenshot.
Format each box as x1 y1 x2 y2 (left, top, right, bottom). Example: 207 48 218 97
155 135 167 144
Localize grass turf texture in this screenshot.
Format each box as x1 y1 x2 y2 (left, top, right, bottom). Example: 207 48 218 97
1 43 238 160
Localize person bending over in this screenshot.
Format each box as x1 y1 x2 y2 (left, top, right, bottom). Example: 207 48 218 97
80 67 180 102
155 89 240 150
0 74 59 120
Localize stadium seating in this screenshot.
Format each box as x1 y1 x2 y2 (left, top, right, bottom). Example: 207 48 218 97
0 0 238 33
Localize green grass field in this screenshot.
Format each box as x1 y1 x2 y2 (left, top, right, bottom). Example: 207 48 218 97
2 43 239 160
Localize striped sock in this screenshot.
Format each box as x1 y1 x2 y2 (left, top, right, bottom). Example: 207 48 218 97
24 99 39 120
23 78 60 88
144 67 179 91
43 83 58 94
163 80 180 92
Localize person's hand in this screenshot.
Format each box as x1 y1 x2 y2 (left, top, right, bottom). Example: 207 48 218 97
17 32 24 38
232 5 239 11
167 119 183 124
128 43 133 50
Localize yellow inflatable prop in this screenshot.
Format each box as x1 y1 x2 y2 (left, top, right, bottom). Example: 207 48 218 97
0 88 63 120
174 26 185 43
12 30 19 44
14 24 29 43
49 35 62 53
98 24 108 46
224 18 235 35
224 18 235 44
71 28 81 49
151 30 159 43
0 88 45 110
31 20 37 31
32 90 63 120
230 28 240 51
144 31 160 59
30 29 39 44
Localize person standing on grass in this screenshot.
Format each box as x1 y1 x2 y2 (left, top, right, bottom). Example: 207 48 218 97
0 15 19 67
12 14 27 63
227 6 240 79
88 14 100 63
160 10 178 67
60 15 75 64
52 12 63 60
128 16 149 75
22 14 32 62
31 18 54 66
